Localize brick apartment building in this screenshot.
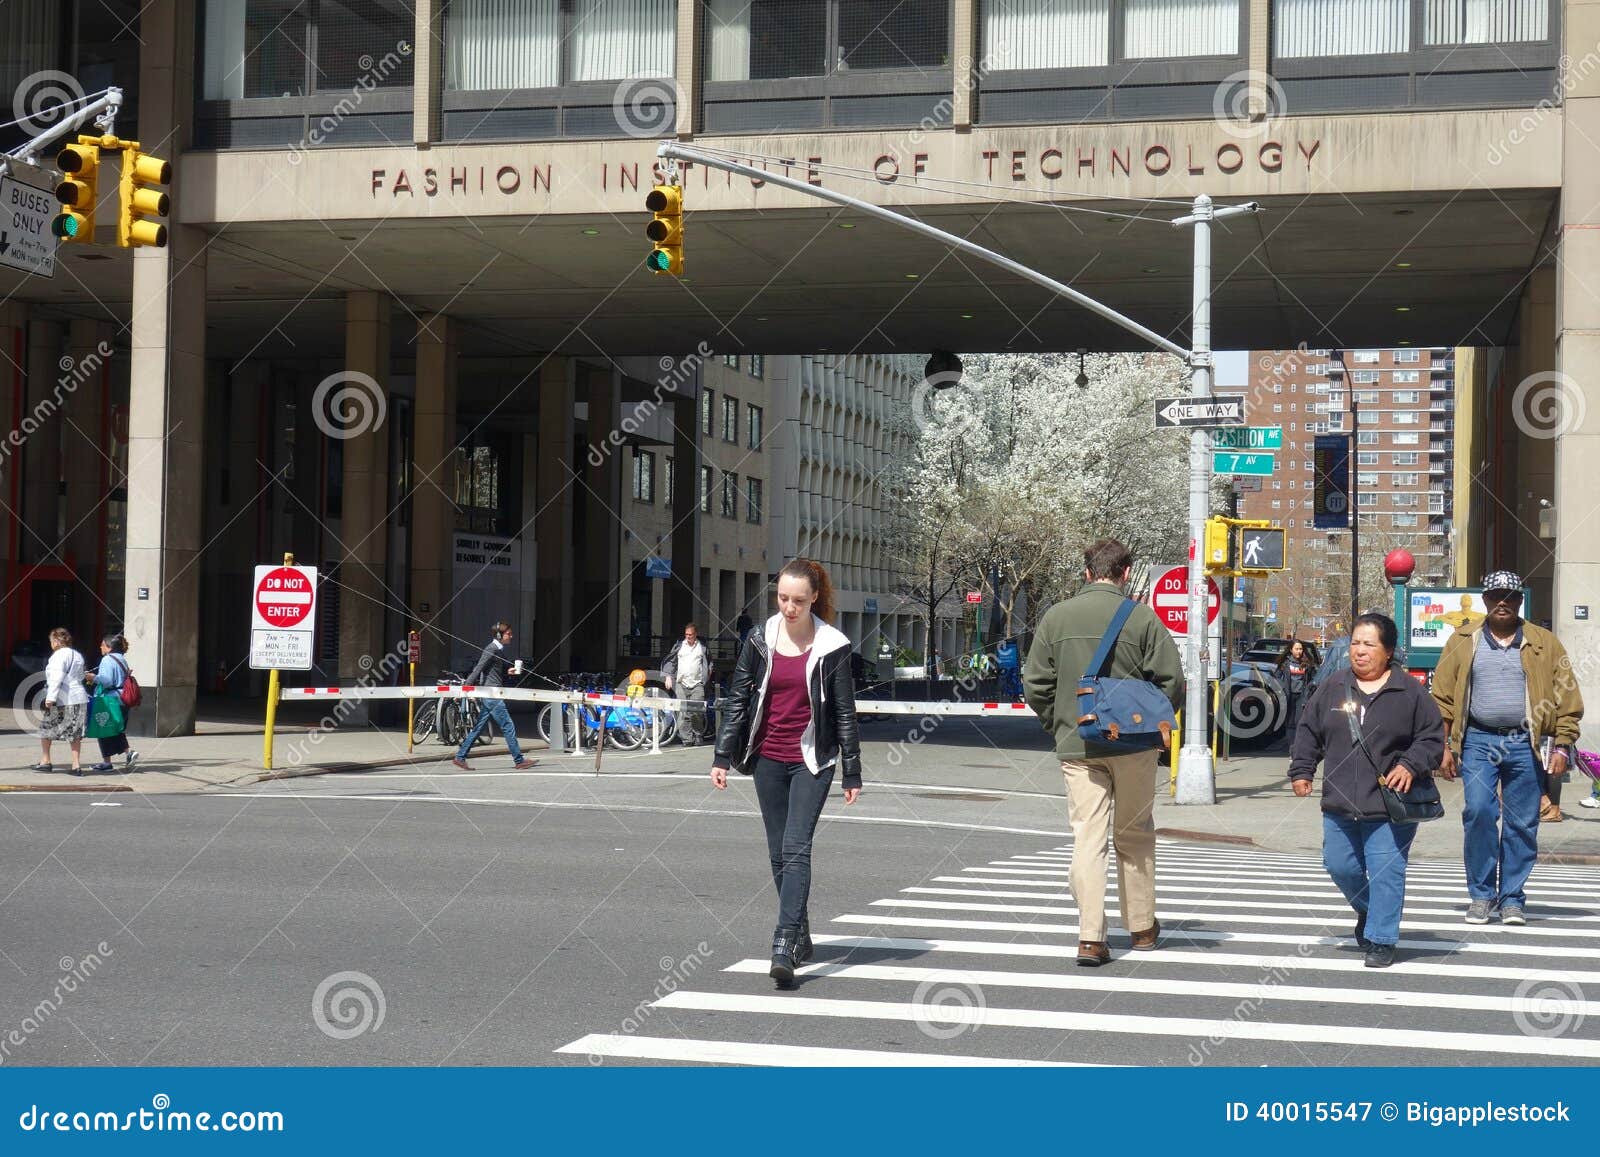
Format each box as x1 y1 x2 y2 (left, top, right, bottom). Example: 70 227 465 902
1234 348 1457 638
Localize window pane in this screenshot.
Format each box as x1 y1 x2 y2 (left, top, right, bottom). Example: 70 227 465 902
202 0 308 99
983 0 1109 69
1425 0 1547 45
706 0 826 80
1274 0 1408 58
839 0 950 70
1124 0 1238 59
571 0 676 82
316 0 415 92
446 0 560 90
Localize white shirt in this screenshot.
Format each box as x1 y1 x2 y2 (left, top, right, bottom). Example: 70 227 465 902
675 640 707 686
46 647 89 707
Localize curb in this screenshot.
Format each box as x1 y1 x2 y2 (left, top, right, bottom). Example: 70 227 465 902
1156 826 1258 847
0 783 134 793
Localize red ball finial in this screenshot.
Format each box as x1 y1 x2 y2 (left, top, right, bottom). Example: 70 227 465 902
1383 548 1416 583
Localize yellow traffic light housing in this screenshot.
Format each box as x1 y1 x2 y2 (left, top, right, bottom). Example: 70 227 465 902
645 184 683 275
1203 517 1232 572
52 141 99 243
118 145 171 248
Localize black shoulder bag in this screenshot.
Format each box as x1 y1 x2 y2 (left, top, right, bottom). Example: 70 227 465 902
1342 686 1444 824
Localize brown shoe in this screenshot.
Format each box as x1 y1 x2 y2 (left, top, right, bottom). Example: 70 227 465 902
1077 940 1111 967
1540 797 1563 822
1130 920 1161 950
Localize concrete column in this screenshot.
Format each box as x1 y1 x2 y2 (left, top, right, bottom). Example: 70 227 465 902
583 365 622 671
413 0 442 145
952 0 976 128
336 290 393 685
1516 268 1556 613
62 320 113 634
0 303 25 660
411 312 457 666
122 0 204 736
673 0 702 136
669 386 702 633
1247 0 1271 118
22 319 62 562
535 357 575 672
1554 0 1600 747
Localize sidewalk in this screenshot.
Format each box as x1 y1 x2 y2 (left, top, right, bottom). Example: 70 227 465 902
2 708 1596 862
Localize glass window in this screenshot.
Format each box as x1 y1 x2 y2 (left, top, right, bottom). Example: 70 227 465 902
747 404 763 450
984 0 1110 69
665 455 674 506
1352 371 1379 385
1354 390 1380 403
571 0 676 82
749 354 764 379
1275 0 1409 57
1358 431 1379 445
1394 390 1420 403
632 448 654 502
840 0 951 69
1425 0 1548 45
1396 348 1420 363
1394 472 1419 486
1393 513 1420 527
1393 371 1420 384
1393 432 1421 445
446 0 560 89
747 477 763 523
723 353 739 368
722 395 739 443
699 464 713 512
1394 411 1418 424
202 0 310 98
1273 403 1283 412
1358 492 1377 507
1357 452 1379 465
721 471 738 518
315 0 415 91
701 388 714 436
706 0 827 80
1351 350 1381 363
1357 472 1379 488
1124 0 1238 58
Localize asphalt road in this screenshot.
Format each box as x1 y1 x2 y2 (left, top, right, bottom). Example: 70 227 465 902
3 771 1596 1067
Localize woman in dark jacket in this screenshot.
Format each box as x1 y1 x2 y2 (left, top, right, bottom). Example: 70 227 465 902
712 557 863 988
1275 638 1317 739
1289 613 1444 968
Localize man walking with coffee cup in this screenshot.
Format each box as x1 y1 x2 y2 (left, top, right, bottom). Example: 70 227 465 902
453 621 537 770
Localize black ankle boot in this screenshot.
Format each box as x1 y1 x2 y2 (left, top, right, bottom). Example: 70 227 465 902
770 927 800 987
795 919 814 965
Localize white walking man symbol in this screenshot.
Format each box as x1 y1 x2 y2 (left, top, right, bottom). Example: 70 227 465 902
1242 535 1263 567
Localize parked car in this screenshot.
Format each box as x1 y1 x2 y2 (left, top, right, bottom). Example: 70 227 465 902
1309 637 1350 688
1238 638 1321 674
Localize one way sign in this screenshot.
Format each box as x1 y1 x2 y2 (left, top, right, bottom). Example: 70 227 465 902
1153 396 1245 428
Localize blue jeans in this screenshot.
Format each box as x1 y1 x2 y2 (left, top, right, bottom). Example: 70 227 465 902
1460 725 1541 907
1322 813 1417 946
752 756 835 931
456 696 524 763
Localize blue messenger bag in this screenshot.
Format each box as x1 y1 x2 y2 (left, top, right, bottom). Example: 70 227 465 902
1076 598 1178 751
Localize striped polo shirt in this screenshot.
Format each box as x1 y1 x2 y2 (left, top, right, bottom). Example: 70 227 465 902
1469 626 1527 729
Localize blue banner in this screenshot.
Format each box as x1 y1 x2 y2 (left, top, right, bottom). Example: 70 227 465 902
1313 434 1351 529
0 1069 1582 1151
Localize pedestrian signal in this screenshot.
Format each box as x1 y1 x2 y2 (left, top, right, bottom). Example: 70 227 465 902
52 142 99 242
645 184 683 275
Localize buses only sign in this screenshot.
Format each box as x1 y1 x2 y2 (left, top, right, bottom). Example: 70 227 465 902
250 564 318 670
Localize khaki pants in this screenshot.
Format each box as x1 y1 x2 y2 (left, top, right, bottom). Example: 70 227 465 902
1060 751 1158 942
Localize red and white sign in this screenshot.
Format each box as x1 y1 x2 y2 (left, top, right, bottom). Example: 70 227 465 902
965 591 983 604
250 564 318 670
1150 566 1220 632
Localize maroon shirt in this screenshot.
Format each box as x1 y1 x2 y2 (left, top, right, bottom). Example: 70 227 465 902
755 649 812 763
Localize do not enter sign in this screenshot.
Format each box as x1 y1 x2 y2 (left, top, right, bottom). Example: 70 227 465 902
255 566 315 627
1150 566 1220 633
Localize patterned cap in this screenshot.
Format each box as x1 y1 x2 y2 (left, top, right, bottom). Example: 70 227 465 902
1481 570 1525 594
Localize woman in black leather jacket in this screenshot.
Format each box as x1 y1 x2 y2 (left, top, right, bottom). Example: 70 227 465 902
712 557 863 988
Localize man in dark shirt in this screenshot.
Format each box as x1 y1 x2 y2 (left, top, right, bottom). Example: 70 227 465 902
453 621 536 770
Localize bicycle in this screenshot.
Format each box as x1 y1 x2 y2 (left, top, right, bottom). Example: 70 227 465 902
535 673 668 751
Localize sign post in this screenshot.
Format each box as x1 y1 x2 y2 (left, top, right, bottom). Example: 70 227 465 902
253 553 317 770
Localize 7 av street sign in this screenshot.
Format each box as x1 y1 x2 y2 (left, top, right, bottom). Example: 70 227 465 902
1212 452 1275 476
1153 396 1244 428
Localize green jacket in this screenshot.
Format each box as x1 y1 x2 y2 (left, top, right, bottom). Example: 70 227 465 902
1023 582 1186 761
1430 618 1584 759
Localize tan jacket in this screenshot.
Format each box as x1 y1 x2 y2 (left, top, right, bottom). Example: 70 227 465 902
1430 619 1584 759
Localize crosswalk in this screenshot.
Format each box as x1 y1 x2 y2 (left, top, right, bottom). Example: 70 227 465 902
557 840 1600 1066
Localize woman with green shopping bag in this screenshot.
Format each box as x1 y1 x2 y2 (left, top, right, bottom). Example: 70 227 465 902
85 634 139 773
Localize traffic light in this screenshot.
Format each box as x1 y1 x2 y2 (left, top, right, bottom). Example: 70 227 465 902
1203 517 1232 572
645 184 682 275
118 145 171 248
52 141 99 243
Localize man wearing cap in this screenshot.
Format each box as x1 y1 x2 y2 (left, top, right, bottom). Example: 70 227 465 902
1431 570 1584 925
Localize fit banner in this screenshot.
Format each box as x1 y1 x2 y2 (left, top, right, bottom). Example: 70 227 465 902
1313 434 1351 529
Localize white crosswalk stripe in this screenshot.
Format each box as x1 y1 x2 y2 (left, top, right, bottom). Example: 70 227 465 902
558 838 1600 1066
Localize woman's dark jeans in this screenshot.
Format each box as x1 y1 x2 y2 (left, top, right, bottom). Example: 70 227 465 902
752 756 835 932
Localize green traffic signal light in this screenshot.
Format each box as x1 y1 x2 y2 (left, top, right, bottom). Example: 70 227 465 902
646 250 671 272
51 214 81 238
